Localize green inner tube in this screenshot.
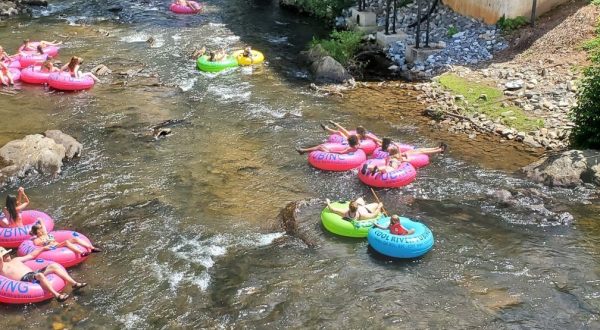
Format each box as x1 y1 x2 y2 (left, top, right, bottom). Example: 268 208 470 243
196 55 239 72
320 202 381 238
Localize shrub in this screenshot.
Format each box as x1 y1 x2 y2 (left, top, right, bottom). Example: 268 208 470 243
447 25 459 37
496 16 529 31
292 0 355 19
310 30 363 65
570 67 600 149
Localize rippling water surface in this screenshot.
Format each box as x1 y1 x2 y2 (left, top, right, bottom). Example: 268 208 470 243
0 1 599 328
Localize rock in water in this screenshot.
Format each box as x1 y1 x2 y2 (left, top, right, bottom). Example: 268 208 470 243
522 150 600 187
310 56 351 84
44 130 83 159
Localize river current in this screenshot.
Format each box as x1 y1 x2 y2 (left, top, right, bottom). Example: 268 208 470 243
0 0 599 328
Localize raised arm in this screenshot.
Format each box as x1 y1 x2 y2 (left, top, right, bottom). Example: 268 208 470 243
16 188 29 212
329 121 351 138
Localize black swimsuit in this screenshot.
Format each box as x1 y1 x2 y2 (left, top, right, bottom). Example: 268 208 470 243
21 267 47 283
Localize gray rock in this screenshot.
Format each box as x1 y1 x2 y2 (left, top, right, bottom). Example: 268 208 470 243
522 150 600 187
505 80 524 90
44 130 83 159
523 136 542 148
310 56 352 84
0 135 65 182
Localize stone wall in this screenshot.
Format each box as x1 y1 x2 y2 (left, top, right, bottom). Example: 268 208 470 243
442 0 569 24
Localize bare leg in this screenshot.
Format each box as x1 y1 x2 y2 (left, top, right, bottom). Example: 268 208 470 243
82 72 100 83
44 263 78 286
60 241 85 255
296 144 328 154
355 197 366 206
71 238 94 250
34 273 61 298
363 203 380 213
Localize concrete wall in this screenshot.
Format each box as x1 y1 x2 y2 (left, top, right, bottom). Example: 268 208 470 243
442 0 569 24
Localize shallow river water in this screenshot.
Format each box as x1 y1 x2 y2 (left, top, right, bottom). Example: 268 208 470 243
1 1 599 329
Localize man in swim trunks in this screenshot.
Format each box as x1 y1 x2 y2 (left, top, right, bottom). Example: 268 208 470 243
0 246 87 302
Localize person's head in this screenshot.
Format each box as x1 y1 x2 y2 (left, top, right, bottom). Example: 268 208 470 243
243 46 251 56
356 126 366 139
209 51 216 61
37 45 44 55
388 146 399 156
0 247 12 263
42 60 53 70
5 195 18 222
347 135 359 148
349 201 358 213
381 137 392 151
68 56 81 70
0 45 4 53
390 215 400 224
29 221 45 237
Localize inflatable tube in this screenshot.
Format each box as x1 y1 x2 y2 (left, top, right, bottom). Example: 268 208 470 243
196 55 238 72
48 72 94 91
19 42 59 57
358 158 416 188
5 60 21 69
18 230 92 268
368 216 434 259
18 53 48 68
370 148 430 169
0 210 54 248
0 259 66 304
169 1 202 14
231 50 265 66
8 68 20 82
327 131 378 155
20 66 52 85
321 202 381 238
307 143 366 171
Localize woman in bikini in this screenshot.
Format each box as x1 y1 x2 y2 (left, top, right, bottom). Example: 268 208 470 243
20 39 62 52
0 187 30 228
29 220 102 257
0 61 15 86
360 146 404 175
320 121 379 144
325 197 383 221
61 56 101 83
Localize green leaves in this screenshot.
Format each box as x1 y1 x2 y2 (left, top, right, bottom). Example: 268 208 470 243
310 30 363 65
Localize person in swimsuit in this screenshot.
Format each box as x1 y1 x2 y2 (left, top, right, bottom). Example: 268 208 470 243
0 61 15 86
208 49 227 62
20 39 62 52
61 56 101 83
373 214 415 235
40 60 60 73
192 46 206 59
174 0 201 10
0 187 30 228
320 121 379 144
29 221 102 257
325 197 383 221
295 134 360 155
0 246 86 302
0 45 17 62
360 146 403 175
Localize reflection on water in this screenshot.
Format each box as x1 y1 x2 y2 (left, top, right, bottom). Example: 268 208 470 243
0 0 599 329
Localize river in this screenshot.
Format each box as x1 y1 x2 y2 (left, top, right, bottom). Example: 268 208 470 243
1 0 599 328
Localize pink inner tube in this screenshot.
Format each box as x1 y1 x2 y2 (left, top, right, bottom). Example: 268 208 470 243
371 148 430 169
358 159 417 188
8 68 20 82
48 72 95 91
327 131 378 155
169 2 202 14
6 59 21 69
18 42 59 57
18 230 92 268
371 144 415 159
308 143 367 171
0 210 54 248
20 66 51 85
0 259 66 304
18 53 48 68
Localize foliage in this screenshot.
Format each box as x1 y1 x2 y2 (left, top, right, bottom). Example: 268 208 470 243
447 25 459 37
570 17 600 149
310 30 363 65
290 0 355 19
496 16 529 32
438 74 544 132
592 0 600 6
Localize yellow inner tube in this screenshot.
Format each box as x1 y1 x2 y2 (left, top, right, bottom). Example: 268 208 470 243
232 50 265 66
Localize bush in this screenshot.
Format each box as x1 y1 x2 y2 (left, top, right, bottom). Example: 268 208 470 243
496 16 529 31
310 30 363 65
570 69 600 149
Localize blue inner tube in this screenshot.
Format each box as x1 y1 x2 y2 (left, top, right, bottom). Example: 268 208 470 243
367 216 434 259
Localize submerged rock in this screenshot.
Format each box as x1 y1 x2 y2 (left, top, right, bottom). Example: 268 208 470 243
522 150 600 187
277 199 324 247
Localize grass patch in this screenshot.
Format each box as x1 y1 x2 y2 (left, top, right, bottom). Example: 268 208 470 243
310 30 363 66
496 16 529 32
438 73 544 132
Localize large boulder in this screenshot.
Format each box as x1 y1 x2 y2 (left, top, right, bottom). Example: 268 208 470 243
0 131 82 186
44 130 83 159
521 150 600 187
299 44 329 65
310 56 352 84
277 199 325 247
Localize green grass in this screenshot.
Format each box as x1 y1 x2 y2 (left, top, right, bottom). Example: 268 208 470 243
438 74 544 132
